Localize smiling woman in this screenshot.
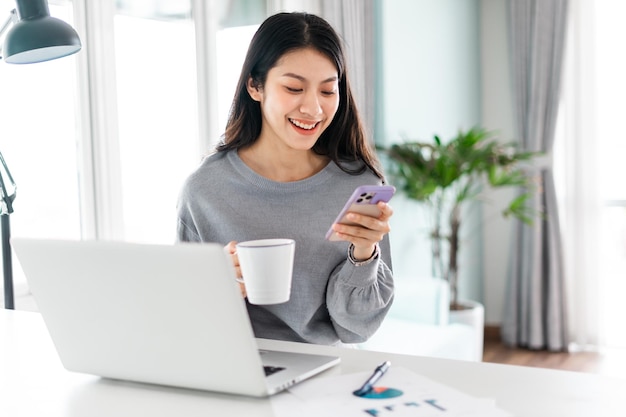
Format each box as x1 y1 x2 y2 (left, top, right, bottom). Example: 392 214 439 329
176 12 395 346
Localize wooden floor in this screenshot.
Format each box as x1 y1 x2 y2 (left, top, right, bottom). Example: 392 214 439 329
482 336 626 380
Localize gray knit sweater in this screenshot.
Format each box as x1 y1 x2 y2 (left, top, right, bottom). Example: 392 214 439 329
176 150 394 345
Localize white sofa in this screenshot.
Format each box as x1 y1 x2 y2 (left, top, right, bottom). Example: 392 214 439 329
359 278 480 361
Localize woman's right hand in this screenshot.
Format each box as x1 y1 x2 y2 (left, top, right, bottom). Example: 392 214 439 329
224 241 247 298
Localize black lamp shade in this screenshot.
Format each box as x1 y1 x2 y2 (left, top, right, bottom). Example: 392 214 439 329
3 0 81 64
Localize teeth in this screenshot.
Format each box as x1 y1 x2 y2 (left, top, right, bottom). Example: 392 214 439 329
290 119 317 130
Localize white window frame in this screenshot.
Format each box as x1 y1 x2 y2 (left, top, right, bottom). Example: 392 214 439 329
71 0 224 241
72 1 123 240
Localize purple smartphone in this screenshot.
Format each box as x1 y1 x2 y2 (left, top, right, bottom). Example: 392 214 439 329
325 185 396 241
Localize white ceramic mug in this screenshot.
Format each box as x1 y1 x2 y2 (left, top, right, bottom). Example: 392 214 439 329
235 238 295 305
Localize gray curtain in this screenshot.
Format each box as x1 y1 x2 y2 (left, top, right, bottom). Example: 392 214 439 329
501 0 569 351
319 0 376 138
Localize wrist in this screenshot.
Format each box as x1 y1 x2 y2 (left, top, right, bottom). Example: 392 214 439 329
348 243 380 266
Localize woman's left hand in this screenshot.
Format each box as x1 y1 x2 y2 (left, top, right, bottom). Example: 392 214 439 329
224 241 247 298
331 201 394 260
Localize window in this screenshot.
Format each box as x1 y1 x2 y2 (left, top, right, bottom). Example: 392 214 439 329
110 2 261 243
216 25 258 131
594 1 626 348
113 1 199 243
1 0 266 305
555 0 626 348
0 0 82 292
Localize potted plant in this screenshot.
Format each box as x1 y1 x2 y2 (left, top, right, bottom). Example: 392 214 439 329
377 127 538 312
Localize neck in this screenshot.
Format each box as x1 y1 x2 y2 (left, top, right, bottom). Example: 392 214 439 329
238 144 329 182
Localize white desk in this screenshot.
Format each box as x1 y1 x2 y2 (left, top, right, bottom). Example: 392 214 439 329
2 310 625 416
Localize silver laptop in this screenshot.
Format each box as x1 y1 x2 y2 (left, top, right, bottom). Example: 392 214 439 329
11 238 340 397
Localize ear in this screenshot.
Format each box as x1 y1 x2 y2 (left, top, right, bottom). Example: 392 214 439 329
246 77 262 102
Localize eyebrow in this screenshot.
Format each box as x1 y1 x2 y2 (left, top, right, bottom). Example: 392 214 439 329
281 73 338 83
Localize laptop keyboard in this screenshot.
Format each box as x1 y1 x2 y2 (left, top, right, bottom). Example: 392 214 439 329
264 366 285 376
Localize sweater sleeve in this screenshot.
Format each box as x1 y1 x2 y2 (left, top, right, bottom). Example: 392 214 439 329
326 236 394 344
176 189 202 243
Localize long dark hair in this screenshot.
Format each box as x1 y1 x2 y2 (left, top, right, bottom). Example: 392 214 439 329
217 12 383 180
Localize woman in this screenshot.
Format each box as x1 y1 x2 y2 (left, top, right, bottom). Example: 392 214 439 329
177 12 394 345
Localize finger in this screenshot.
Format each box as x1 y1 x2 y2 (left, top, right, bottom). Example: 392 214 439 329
332 224 386 247
224 241 243 279
342 212 391 236
378 201 394 219
238 281 247 298
224 240 238 255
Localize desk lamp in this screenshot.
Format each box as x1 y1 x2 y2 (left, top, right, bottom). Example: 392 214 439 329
0 0 81 309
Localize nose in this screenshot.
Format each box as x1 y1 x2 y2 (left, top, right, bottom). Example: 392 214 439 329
299 90 322 117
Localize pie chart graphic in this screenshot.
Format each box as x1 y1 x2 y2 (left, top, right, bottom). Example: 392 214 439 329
355 386 404 399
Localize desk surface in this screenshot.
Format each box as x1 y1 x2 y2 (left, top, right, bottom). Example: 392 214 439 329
2 310 625 416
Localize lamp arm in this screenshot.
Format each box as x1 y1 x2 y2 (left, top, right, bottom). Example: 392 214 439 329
0 152 16 215
0 9 18 58
0 9 17 37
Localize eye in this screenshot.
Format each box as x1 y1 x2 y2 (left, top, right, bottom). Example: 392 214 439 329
321 89 337 96
285 86 303 93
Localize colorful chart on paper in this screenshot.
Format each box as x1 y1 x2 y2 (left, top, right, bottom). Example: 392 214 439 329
357 386 404 399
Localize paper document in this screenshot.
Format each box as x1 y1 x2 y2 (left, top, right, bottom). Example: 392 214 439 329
270 367 512 417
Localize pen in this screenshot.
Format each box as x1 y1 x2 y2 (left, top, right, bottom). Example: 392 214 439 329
353 360 391 396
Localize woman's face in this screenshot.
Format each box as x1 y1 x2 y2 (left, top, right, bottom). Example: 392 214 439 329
247 47 340 152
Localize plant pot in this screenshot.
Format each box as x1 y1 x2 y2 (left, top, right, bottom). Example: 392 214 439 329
449 300 484 361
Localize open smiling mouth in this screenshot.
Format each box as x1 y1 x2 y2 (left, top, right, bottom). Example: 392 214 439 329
289 118 320 130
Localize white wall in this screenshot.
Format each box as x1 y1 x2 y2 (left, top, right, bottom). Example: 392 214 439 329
378 0 484 303
378 0 481 143
379 0 517 326
479 0 516 325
